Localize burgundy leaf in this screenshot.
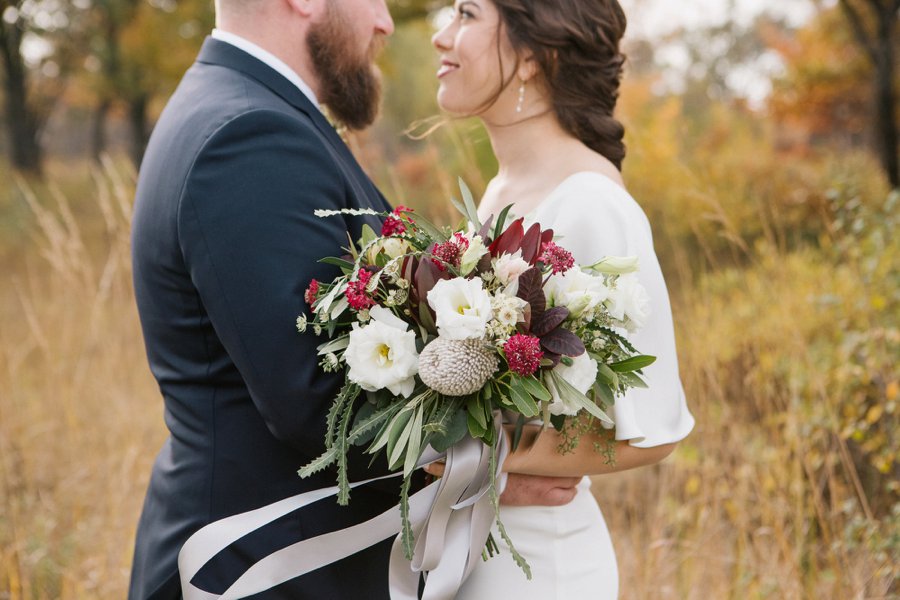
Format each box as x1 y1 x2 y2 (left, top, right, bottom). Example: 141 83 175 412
475 252 493 275
489 218 524 257
532 306 570 337
516 267 546 324
540 328 586 357
413 256 447 306
520 223 543 265
540 229 554 247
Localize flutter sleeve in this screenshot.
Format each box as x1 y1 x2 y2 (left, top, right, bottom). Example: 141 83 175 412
532 173 695 448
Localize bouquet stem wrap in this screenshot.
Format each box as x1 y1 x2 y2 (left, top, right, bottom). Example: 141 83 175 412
178 414 509 600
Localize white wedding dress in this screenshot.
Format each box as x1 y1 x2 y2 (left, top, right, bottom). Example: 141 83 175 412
458 172 696 599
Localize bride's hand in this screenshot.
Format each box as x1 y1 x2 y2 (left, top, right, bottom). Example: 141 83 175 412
498 473 581 506
422 461 581 507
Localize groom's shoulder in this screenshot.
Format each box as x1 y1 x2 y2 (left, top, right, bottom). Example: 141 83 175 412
163 60 315 141
141 62 329 187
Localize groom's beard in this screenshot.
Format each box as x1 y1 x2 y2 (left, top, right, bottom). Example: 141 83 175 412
307 6 384 131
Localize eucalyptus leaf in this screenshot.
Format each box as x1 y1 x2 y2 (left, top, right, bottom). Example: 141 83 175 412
410 211 449 242
619 371 649 389
516 374 552 402
508 381 540 417
593 381 616 407
467 396 488 430
318 256 356 273
403 405 425 477
458 178 482 230
467 410 487 438
316 335 350 355
597 363 620 388
388 409 416 470
360 224 378 248
609 355 657 372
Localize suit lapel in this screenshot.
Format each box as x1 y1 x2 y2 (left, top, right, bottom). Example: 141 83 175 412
195 37 392 216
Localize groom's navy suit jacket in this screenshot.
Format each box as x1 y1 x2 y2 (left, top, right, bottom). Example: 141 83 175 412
130 37 403 599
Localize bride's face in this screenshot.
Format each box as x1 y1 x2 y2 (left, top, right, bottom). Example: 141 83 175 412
431 0 521 117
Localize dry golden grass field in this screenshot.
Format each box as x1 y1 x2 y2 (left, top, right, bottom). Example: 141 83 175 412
1 120 897 599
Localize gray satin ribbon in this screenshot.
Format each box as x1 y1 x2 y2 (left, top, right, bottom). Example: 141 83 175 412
179 415 508 600
390 415 509 600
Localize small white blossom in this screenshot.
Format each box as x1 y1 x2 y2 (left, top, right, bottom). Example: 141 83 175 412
296 314 308 333
313 324 323 336
357 309 371 323
459 234 488 276
492 251 531 286
320 352 340 372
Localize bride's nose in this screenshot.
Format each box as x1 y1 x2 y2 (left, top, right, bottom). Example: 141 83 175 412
432 21 453 51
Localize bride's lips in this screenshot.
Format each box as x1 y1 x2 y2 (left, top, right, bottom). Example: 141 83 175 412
437 60 460 79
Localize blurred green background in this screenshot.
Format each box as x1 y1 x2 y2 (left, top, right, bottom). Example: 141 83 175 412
0 0 897 598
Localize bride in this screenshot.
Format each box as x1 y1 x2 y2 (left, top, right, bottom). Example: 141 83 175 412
428 0 696 597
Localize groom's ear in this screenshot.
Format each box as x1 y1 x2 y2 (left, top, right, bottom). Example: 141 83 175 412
284 0 322 18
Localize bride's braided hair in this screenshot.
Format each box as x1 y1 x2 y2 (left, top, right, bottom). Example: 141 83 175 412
493 0 628 169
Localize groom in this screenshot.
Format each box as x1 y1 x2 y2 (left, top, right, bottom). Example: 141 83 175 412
129 0 582 597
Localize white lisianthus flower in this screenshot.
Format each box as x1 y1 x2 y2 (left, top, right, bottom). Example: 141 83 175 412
491 251 531 287
428 277 494 340
344 306 419 397
545 268 610 318
459 234 488 276
606 273 651 332
547 353 599 416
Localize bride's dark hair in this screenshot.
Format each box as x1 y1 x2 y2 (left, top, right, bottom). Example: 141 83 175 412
492 0 628 170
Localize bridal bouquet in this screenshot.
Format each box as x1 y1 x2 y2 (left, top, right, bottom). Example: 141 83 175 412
297 181 654 570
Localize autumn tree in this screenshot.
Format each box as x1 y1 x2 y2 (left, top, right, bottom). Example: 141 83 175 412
768 7 873 150
838 0 899 188
66 0 211 166
1 0 54 175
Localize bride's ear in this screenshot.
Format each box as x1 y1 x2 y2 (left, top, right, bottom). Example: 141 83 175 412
516 53 539 83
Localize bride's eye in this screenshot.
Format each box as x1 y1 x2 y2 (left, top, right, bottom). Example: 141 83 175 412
455 6 476 21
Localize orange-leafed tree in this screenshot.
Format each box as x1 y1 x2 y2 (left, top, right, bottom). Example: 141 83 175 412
767 7 873 153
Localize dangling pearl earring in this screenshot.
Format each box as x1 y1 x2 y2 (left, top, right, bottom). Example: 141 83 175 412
516 80 526 114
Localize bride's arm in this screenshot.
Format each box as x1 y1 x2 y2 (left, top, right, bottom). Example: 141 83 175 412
502 424 678 477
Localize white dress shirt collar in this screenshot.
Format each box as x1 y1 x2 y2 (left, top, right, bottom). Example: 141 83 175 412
211 29 320 109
